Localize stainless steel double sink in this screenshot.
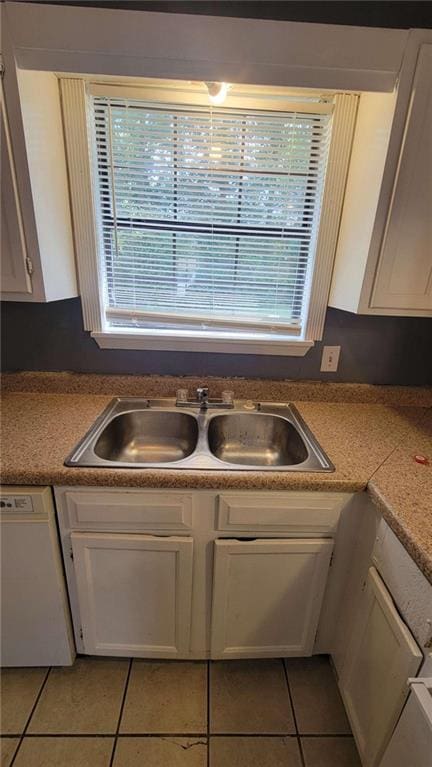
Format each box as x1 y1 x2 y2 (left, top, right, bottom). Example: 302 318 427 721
65 398 334 472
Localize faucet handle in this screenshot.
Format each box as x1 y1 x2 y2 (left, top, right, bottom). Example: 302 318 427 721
221 390 234 406
176 388 188 404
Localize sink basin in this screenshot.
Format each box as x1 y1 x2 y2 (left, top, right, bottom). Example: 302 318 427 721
208 412 309 466
65 398 334 472
93 410 198 463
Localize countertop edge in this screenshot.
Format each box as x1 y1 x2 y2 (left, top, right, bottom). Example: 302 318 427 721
0 467 368 494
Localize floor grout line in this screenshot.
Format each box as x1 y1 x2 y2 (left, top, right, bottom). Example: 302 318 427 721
207 660 210 767
109 658 133 767
9 667 52 767
7 731 355 739
116 732 208 738
12 733 116 738
203 733 301 738
282 659 306 767
295 733 355 739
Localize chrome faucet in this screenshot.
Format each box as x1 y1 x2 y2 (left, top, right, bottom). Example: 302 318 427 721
175 386 234 409
196 387 209 409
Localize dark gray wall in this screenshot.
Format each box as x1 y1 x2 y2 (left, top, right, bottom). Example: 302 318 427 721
4 2 431 385
2 298 431 384
26 1 432 30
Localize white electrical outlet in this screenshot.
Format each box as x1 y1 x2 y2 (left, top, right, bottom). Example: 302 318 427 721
320 345 341 372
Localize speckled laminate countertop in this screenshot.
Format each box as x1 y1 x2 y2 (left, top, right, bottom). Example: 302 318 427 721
1 381 431 583
368 408 432 583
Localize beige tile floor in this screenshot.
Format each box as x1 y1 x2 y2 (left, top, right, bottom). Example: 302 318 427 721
0 656 361 766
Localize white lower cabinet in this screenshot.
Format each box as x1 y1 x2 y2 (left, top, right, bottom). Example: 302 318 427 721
339 567 422 767
55 487 349 660
211 538 333 659
71 532 193 658
379 674 432 767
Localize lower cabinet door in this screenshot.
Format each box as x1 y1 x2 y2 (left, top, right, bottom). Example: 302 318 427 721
340 567 423 767
210 538 333 659
71 532 193 658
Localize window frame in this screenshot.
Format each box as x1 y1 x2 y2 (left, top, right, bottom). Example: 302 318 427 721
60 77 358 356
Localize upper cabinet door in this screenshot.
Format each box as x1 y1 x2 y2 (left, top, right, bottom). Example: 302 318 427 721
0 14 77 303
71 532 193 658
340 567 422 767
371 44 432 312
211 538 333 659
0 83 32 294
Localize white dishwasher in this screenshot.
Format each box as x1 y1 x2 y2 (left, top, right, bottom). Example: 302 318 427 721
379 656 432 767
1 486 75 666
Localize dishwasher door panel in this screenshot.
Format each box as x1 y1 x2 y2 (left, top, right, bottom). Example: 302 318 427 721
1 487 75 666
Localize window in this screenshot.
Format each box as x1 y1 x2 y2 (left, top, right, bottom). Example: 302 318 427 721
61 79 358 355
93 96 330 331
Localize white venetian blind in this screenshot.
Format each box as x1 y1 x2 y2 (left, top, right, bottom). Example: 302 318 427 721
91 92 332 331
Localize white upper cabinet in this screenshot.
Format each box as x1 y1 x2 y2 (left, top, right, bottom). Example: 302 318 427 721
1 8 77 302
371 43 432 312
330 32 432 317
1 80 31 294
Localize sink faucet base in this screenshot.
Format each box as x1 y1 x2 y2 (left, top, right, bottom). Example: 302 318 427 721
176 386 234 409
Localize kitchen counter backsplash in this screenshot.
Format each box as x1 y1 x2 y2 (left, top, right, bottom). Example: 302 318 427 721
3 371 432 407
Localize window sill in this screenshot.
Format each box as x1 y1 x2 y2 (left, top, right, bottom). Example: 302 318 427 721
91 329 314 357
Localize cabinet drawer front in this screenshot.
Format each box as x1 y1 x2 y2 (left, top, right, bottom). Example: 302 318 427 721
65 491 193 532
217 493 347 535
